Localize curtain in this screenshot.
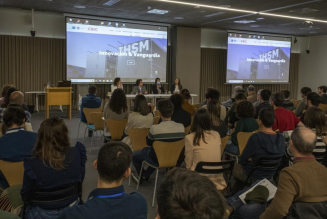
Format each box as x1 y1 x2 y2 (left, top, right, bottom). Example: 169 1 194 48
200 48 300 103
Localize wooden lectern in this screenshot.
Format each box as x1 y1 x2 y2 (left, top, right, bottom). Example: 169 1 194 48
45 87 72 119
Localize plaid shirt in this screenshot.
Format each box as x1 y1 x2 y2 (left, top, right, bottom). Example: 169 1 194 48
0 108 31 123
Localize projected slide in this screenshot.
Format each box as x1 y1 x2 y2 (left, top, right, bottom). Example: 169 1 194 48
66 18 168 83
226 33 291 84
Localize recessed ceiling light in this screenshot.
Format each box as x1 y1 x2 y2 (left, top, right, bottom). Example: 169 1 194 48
234 20 256 24
147 9 169 14
74 5 86 9
204 12 225 18
250 25 260 28
174 17 184 19
256 18 264 20
103 0 120 6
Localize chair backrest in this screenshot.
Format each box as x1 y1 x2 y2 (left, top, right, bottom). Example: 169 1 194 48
154 110 161 117
153 116 160 125
318 103 327 113
237 132 254 155
252 156 283 172
291 99 301 108
150 104 155 113
153 140 185 168
195 160 235 175
192 103 201 110
129 128 150 151
184 125 191 136
313 147 326 163
106 119 128 140
89 112 104 130
83 107 102 124
221 136 231 154
0 161 24 186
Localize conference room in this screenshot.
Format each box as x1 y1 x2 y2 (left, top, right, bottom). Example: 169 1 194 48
1 0 327 219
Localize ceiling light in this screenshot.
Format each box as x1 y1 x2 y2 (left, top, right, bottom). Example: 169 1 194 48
234 20 256 24
204 12 225 18
250 25 260 28
258 12 327 23
74 5 86 9
174 17 184 19
256 17 264 20
147 9 169 14
103 0 120 6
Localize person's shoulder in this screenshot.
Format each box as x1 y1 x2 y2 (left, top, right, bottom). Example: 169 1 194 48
129 191 147 202
59 202 93 219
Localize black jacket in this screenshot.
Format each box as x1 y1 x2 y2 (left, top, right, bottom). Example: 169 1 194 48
151 84 165 94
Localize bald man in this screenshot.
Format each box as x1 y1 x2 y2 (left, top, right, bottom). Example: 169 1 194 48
260 127 327 219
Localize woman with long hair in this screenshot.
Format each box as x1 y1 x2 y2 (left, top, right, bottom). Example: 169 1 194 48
185 108 226 191
111 77 123 92
21 116 86 218
103 89 129 138
152 77 165 94
180 89 195 116
207 100 228 138
171 77 182 94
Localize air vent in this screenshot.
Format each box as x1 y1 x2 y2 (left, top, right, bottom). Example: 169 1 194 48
103 0 120 6
289 8 318 14
204 12 225 18
234 20 256 24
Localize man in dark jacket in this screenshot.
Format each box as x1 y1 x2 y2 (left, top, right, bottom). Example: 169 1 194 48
254 89 273 119
317 85 327 104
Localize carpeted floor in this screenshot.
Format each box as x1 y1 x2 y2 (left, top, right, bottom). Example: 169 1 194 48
30 109 166 218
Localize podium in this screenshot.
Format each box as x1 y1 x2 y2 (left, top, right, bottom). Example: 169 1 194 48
45 87 72 120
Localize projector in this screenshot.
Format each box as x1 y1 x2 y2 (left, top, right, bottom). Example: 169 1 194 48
30 30 36 37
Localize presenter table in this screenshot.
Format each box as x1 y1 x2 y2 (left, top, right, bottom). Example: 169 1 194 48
46 87 72 119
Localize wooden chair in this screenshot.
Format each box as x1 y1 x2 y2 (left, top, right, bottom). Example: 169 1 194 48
184 125 191 136
192 103 201 110
79 107 102 140
154 110 161 117
225 132 254 163
221 136 231 154
318 103 327 114
150 104 155 113
85 112 104 153
105 119 128 141
128 128 150 186
0 160 24 187
136 140 185 207
291 99 301 108
153 116 160 125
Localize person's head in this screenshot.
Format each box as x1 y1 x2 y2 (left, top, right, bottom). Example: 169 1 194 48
136 79 143 87
3 106 26 129
1 84 15 98
270 92 285 108
257 89 263 101
260 89 272 102
234 86 243 95
258 108 275 129
305 92 321 108
300 87 312 98
207 100 222 126
304 106 327 137
280 90 291 99
170 94 184 108
158 99 174 119
2 87 18 108
206 89 220 101
109 89 127 114
290 127 316 157
318 85 327 94
94 142 132 185
191 108 211 146
9 91 24 105
34 116 70 170
180 89 191 100
174 77 181 86
113 77 121 86
247 85 255 94
88 85 97 95
155 78 161 85
235 92 247 103
156 167 226 219
134 95 149 116
236 100 254 118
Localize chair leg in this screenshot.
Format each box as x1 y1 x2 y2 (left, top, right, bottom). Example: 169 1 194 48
136 162 144 191
152 169 159 207
83 125 87 144
128 162 132 187
90 132 94 154
100 131 103 147
77 121 81 139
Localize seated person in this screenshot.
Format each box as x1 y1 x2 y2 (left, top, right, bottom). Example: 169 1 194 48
103 89 129 138
203 89 227 120
227 93 247 129
317 85 327 104
260 128 327 219
271 92 304 132
224 101 259 155
280 89 295 111
122 95 153 148
59 142 147 219
159 94 191 128
247 85 256 103
180 89 195 116
253 89 263 107
152 77 165 94
1 87 29 111
132 100 184 183
222 86 246 109
111 77 123 92
185 108 226 190
21 117 87 219
0 84 14 106
79 85 102 137
300 91 320 124
254 89 272 119
207 100 228 138
170 77 182 94
156 168 226 219
133 79 147 94
294 87 312 117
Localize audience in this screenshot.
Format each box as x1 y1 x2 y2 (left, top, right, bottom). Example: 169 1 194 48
111 77 123 92
156 168 226 219
203 89 227 120
270 92 304 132
103 89 129 138
201 87 214 107
21 117 86 219
0 84 14 106
227 92 247 128
1 87 29 111
222 86 246 109
171 77 182 94
207 100 228 138
224 101 259 155
59 142 147 219
132 100 184 184
280 89 295 111
254 89 272 119
260 128 327 219
247 85 256 103
122 95 153 148
300 91 321 124
79 85 102 137
152 77 165 94
133 79 147 94
317 85 327 104
253 89 263 107
294 87 312 117
180 89 195 116
185 108 226 190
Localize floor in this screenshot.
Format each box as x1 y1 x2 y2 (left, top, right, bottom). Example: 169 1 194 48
30 110 165 219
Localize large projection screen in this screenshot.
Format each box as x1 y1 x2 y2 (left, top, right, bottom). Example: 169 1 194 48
66 17 168 84
226 32 292 84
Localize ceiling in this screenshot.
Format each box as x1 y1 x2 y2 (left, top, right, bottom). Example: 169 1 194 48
1 0 327 36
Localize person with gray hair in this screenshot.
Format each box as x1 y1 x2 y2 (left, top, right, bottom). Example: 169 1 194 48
253 89 263 107
247 85 256 103
260 127 327 219
222 86 246 109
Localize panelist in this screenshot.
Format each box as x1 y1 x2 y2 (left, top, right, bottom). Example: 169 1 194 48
171 77 182 94
152 78 165 94
111 77 123 92
133 79 147 95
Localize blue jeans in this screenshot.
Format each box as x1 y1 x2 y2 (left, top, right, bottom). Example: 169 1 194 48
22 203 76 219
224 140 240 155
133 147 158 178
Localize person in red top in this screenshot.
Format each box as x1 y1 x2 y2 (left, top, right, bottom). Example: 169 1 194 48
270 92 304 132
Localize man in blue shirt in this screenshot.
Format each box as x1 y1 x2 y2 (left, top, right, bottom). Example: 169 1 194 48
79 85 102 136
59 142 147 219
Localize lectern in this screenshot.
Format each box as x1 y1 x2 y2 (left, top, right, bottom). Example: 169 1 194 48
45 87 72 119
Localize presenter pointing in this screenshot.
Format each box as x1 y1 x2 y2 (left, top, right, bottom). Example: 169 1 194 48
133 79 147 95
